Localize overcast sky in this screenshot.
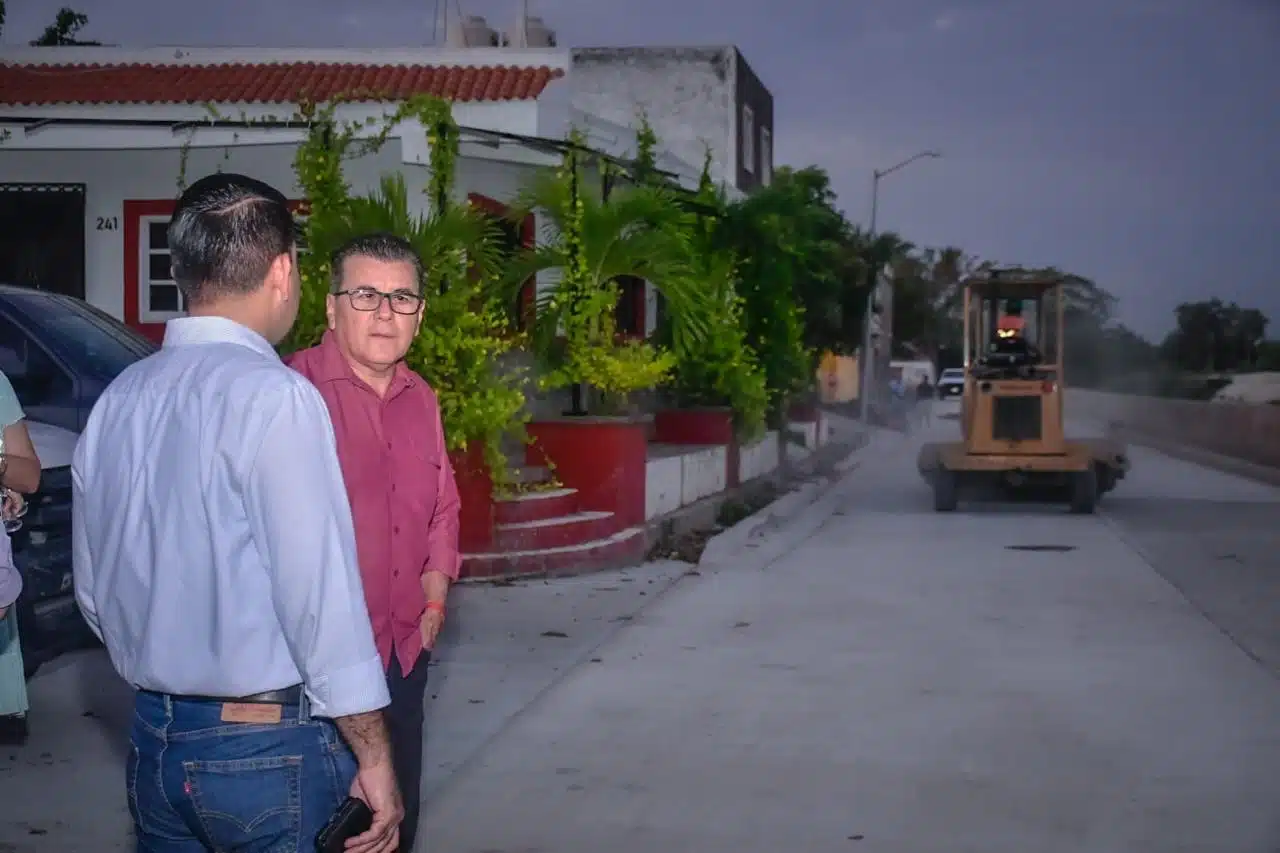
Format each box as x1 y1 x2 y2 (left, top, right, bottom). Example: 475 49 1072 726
4 0 1277 339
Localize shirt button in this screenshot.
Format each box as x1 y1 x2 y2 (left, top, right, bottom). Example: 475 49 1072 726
386 441 392 449
391 484 397 493
394 526 400 534
393 570 400 577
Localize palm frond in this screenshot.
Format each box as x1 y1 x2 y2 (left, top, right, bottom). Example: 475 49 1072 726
503 170 719 362
338 173 509 306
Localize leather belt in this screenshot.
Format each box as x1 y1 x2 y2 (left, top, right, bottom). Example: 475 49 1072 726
144 685 304 705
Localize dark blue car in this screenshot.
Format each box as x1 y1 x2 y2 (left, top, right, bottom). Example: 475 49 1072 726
0 284 157 674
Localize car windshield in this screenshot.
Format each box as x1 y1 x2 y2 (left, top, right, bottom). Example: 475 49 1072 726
3 290 155 381
941 369 964 380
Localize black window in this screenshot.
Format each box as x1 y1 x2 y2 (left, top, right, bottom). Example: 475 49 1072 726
615 276 645 337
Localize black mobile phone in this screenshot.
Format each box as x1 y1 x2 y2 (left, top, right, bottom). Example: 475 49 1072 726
315 796 374 853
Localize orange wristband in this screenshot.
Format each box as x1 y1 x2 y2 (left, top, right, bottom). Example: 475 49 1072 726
426 600 446 614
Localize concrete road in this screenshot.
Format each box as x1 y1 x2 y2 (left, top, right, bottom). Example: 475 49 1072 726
3 424 1279 852
418 424 1280 853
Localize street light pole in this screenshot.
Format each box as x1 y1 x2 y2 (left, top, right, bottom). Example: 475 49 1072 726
858 150 941 422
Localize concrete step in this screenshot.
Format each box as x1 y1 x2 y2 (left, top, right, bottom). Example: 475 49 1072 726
460 526 648 581
494 510 617 551
511 465 553 487
493 487 580 524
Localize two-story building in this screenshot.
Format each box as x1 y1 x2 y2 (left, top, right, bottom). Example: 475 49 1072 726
567 45 775 194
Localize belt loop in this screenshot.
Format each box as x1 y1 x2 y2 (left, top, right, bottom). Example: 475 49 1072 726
299 689 311 724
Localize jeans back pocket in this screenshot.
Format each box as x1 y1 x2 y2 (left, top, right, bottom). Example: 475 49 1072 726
183 755 303 851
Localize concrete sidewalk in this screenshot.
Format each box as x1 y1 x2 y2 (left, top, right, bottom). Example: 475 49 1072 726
0 560 696 852
417 425 1280 852
0 428 874 851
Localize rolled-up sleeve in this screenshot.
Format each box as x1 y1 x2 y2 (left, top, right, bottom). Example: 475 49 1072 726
424 399 462 581
243 379 390 719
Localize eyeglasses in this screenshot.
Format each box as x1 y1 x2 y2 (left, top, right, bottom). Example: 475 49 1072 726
335 287 424 315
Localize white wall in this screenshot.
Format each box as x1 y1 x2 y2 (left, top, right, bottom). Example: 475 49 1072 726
568 47 737 191
738 431 781 483
644 435 784 522
645 455 683 520
681 446 728 505
0 138 538 323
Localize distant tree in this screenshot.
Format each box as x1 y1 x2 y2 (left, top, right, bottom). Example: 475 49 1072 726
0 1 7 39
1161 298 1269 373
31 7 101 45
891 246 982 360
723 166 872 359
1256 340 1280 372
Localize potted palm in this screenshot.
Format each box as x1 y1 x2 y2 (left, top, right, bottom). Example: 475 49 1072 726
500 139 710 526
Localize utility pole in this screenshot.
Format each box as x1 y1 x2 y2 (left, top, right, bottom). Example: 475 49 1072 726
858 150 941 422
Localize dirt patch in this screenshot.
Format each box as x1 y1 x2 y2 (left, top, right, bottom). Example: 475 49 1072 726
647 481 784 564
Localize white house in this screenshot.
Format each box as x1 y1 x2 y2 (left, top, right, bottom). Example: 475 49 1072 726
0 45 700 343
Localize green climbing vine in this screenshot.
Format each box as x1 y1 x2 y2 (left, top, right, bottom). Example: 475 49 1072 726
632 110 659 184
179 93 530 481
535 129 675 410
660 145 768 441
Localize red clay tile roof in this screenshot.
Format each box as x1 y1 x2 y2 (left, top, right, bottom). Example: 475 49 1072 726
0 62 563 105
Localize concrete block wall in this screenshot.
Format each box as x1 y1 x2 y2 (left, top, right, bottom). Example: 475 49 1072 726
738 431 781 483
786 412 831 452
644 432 784 522
1069 390 1280 469
644 454 683 520
680 446 728 505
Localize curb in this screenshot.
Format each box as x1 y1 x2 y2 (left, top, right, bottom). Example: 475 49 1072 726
462 428 876 586
698 427 880 570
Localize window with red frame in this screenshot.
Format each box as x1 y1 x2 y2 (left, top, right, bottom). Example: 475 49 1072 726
134 200 309 323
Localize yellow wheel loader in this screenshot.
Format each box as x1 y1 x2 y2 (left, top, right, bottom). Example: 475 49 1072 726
916 269 1130 513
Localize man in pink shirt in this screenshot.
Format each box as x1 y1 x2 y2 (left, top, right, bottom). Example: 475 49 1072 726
287 232 461 852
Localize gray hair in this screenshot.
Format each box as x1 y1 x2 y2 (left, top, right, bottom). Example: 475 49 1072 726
329 233 424 293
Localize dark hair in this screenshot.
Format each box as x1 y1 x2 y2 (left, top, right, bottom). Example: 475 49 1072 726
168 173 297 305
329 232 424 293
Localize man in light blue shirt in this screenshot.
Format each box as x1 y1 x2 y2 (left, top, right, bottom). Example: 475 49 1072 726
73 173 403 853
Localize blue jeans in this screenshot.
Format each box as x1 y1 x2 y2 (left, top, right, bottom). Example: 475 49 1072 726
129 690 356 852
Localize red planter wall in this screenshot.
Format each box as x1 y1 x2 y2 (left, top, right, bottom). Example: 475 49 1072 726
653 407 734 445
526 418 647 528
788 402 820 422
450 445 494 553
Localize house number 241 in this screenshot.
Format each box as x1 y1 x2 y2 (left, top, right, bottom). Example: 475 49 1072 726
95 216 119 231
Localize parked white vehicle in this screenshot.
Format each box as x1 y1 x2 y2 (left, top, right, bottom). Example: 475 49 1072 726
934 367 966 417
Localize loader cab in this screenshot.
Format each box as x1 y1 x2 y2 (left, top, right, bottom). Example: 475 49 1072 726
989 301 1037 365
960 270 1065 452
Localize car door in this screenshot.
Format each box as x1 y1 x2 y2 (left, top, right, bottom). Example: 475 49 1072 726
0 310 79 433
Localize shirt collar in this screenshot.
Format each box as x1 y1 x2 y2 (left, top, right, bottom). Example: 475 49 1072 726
163 316 279 360
310 329 417 394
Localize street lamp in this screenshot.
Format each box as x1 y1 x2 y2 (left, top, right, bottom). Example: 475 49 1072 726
858 150 941 422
